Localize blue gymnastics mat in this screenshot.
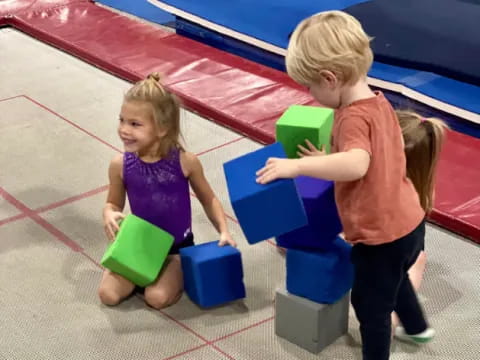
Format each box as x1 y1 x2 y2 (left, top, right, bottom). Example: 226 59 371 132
149 0 369 49
346 0 480 88
97 0 175 25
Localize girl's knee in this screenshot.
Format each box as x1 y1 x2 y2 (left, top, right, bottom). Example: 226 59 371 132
144 288 181 310
98 287 123 306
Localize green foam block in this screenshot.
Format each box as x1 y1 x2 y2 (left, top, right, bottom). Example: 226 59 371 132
100 214 174 287
276 105 334 159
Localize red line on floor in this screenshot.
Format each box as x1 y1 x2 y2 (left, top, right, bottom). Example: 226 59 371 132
0 185 108 229
224 213 238 224
160 308 240 359
20 94 246 159
81 250 104 270
265 239 277 248
160 344 209 360
22 95 124 153
196 136 244 157
211 316 275 344
210 345 237 360
34 185 109 213
159 315 276 360
159 311 212 344
0 186 83 251
0 213 28 226
0 95 23 103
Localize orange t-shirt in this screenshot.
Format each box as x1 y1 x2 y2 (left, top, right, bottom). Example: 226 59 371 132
332 92 425 245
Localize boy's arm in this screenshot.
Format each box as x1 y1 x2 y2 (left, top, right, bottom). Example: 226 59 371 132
257 115 371 183
256 149 369 184
297 149 370 181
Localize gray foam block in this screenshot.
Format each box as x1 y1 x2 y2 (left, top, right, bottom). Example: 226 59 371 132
275 288 350 353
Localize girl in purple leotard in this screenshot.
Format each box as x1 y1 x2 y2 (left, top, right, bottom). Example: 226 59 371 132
98 73 236 310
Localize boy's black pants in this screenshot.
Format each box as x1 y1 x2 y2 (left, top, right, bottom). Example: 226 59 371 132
351 220 429 360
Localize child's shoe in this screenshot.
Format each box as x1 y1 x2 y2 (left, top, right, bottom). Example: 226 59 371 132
394 326 435 344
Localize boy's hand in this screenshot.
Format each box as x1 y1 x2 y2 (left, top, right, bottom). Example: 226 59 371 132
297 140 325 157
219 232 237 247
103 210 126 241
256 158 300 184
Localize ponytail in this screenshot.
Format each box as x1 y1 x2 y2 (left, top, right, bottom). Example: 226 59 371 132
396 110 448 213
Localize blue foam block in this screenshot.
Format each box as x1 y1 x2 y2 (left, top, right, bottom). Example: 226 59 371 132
180 241 246 307
223 142 307 244
286 237 353 304
276 176 342 250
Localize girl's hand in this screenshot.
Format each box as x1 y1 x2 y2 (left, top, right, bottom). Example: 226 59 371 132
297 140 325 157
103 210 126 241
219 231 237 247
256 158 300 184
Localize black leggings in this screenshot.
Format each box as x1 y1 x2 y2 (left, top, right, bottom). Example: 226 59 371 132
350 220 428 360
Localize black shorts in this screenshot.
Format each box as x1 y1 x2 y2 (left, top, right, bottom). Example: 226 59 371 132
169 232 195 255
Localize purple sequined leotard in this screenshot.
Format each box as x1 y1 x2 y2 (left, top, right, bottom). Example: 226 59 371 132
123 149 192 246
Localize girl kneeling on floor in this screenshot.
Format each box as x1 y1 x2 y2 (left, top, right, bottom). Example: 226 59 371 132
98 73 236 309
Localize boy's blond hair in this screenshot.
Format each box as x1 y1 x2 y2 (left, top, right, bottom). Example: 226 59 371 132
286 11 373 85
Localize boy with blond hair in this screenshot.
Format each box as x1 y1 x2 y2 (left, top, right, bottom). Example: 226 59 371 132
256 11 434 360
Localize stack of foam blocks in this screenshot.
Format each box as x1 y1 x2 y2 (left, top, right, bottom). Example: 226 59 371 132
224 105 354 353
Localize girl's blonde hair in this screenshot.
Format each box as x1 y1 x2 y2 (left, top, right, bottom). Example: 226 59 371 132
397 110 448 213
124 73 183 158
286 11 373 86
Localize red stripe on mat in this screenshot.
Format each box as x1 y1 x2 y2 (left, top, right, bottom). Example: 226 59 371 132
2 1 478 245
0 0 87 17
